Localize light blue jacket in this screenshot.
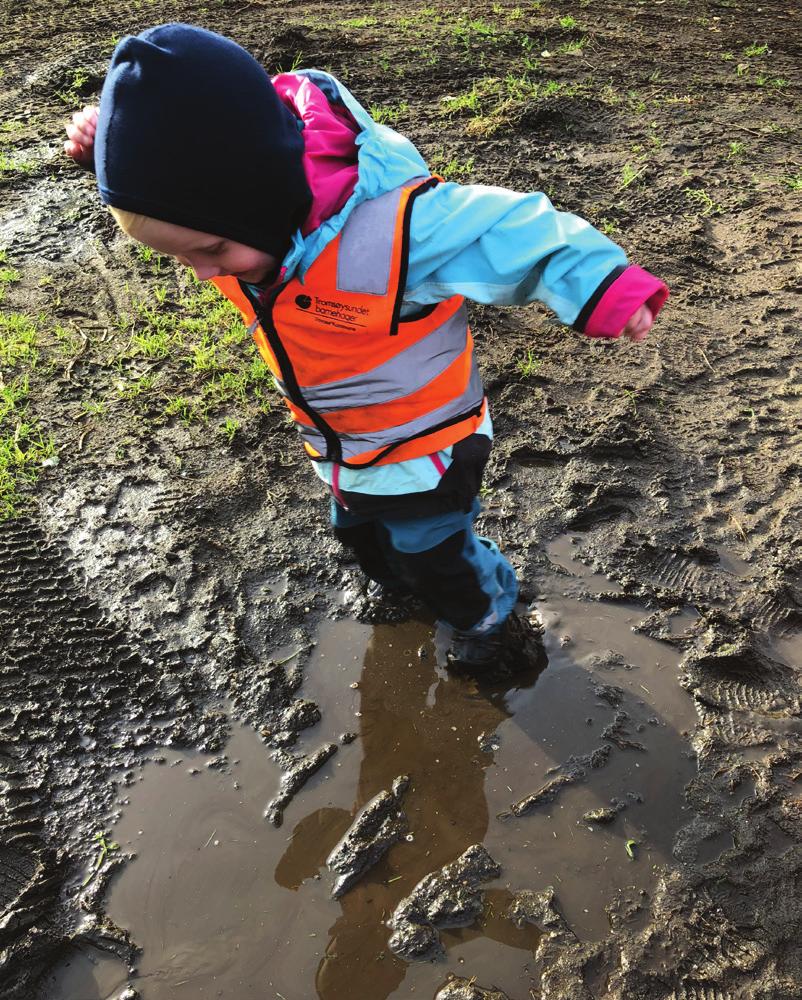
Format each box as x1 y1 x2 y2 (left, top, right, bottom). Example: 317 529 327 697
277 71 628 499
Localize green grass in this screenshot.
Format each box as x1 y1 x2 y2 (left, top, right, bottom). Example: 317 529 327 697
339 15 377 28
55 67 90 107
450 15 503 56
369 100 409 126
429 150 475 181
79 400 106 418
0 266 288 516
0 152 33 175
516 348 542 378
118 278 276 424
558 37 587 54
743 41 768 57
0 315 55 518
441 74 573 137
618 162 647 191
0 267 21 284
220 417 241 443
684 187 723 216
0 313 38 368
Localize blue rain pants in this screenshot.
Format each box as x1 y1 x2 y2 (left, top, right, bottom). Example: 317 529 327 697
331 497 518 634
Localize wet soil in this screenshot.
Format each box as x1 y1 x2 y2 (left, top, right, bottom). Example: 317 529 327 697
2 1 801 998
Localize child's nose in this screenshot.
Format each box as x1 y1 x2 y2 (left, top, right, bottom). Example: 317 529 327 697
191 262 219 281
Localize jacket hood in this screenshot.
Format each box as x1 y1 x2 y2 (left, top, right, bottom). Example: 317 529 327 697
280 70 429 283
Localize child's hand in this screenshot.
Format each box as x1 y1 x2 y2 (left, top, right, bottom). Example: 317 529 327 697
620 303 653 343
63 105 99 167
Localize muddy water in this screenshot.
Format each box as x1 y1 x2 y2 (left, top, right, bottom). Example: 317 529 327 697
46 549 697 1000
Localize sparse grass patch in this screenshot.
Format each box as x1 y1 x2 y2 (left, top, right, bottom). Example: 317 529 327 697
429 150 475 181
55 67 90 107
339 15 377 28
516 348 542 378
0 267 21 285
369 101 409 126
557 37 588 54
0 151 34 175
781 171 802 191
220 417 240 443
0 313 39 368
115 372 157 401
442 74 574 137
163 395 195 423
617 162 647 191
0 121 25 142
684 187 723 216
450 15 505 56
53 323 88 356
0 317 55 518
115 277 277 426
79 399 106 418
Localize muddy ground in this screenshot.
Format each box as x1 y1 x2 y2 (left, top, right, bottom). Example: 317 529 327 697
1 1 801 998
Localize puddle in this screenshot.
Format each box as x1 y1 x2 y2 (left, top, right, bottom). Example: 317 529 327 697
0 172 101 263
46 553 697 998
43 945 127 1000
546 533 624 595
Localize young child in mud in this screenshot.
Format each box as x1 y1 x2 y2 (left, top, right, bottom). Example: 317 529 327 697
64 24 668 677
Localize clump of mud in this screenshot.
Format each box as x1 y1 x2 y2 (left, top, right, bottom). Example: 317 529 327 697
388 844 501 960
327 774 410 898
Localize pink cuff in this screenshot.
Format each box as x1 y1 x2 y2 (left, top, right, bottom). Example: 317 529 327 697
583 265 669 339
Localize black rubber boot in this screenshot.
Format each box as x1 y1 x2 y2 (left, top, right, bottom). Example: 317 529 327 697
446 610 547 681
352 579 422 625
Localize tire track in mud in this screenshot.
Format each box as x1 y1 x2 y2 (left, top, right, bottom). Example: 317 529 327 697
0 518 184 996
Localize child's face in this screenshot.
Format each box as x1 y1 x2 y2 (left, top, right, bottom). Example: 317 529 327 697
133 218 279 284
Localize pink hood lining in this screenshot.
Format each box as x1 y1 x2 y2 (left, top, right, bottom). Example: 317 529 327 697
272 73 360 237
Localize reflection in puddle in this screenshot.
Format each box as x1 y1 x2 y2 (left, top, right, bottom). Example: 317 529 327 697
45 551 698 999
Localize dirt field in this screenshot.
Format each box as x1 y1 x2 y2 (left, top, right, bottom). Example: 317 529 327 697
1 1 801 998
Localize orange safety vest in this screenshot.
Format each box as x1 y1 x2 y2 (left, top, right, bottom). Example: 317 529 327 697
211 176 486 468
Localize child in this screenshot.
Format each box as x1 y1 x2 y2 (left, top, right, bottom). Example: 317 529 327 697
64 24 668 676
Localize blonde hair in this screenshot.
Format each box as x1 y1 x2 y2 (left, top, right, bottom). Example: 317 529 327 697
108 206 156 242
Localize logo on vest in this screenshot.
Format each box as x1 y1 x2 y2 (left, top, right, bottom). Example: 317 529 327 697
294 294 372 332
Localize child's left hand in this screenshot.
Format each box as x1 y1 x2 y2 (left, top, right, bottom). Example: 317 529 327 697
620 304 653 342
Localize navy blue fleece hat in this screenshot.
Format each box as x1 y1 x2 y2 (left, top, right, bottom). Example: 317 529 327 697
96 24 311 256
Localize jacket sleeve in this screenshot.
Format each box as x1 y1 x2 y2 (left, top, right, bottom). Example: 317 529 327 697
404 181 668 338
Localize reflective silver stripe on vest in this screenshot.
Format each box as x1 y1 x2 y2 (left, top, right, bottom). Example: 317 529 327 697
300 364 485 461
283 306 468 412
335 178 427 296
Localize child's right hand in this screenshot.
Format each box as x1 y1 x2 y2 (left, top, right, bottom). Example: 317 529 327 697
63 105 98 168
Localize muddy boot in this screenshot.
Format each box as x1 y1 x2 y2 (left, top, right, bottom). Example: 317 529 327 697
353 580 422 624
446 610 547 682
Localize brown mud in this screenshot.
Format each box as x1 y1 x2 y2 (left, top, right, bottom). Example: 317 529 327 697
1 1 801 998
